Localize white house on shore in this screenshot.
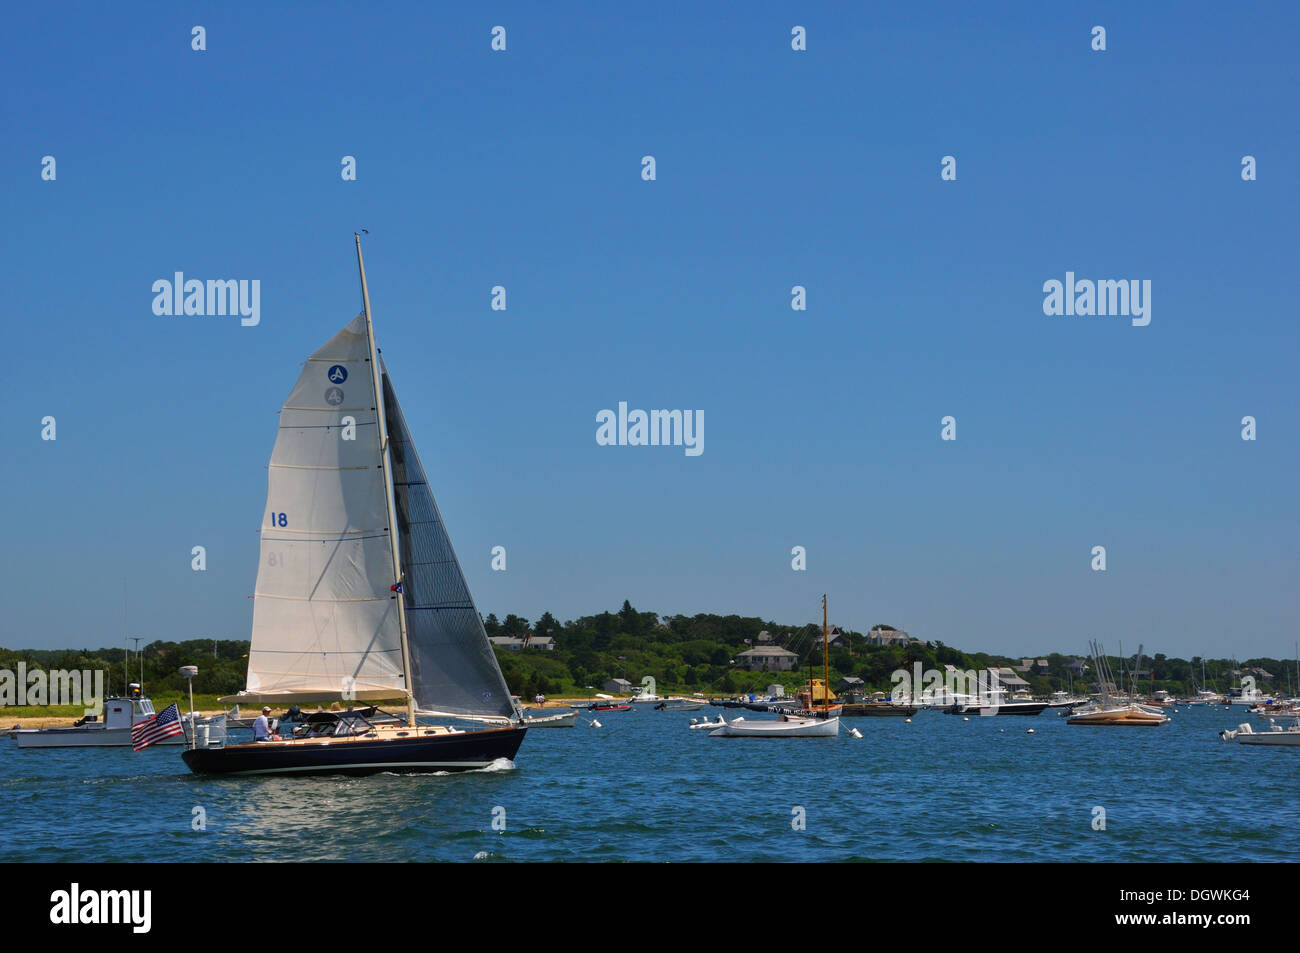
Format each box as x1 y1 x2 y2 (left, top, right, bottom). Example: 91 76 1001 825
866 627 914 647
735 646 800 672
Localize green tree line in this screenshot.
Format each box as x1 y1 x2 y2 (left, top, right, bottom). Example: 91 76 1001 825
4 600 1295 702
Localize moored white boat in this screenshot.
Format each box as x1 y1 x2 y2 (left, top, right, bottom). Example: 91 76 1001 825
689 715 727 731
522 709 578 728
1220 717 1300 747
709 714 840 738
1046 691 1088 709
659 696 708 711
1248 703 1300 717
710 595 840 738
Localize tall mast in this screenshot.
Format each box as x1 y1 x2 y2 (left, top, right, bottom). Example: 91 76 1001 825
122 580 127 697
355 234 417 729
822 595 829 715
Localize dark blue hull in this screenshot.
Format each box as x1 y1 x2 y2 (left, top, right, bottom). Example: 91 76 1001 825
181 726 526 777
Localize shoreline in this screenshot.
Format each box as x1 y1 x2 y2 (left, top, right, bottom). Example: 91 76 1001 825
3 699 607 730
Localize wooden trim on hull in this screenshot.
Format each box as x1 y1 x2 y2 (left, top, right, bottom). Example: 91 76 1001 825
841 705 917 716
181 726 526 777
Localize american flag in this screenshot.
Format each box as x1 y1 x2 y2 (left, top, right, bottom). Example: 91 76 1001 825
132 703 184 752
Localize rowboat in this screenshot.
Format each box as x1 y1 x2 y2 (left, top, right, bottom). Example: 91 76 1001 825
523 710 578 728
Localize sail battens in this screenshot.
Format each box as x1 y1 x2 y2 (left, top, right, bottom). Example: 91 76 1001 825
260 531 389 540
269 463 376 472
250 651 402 658
280 403 374 412
252 593 392 604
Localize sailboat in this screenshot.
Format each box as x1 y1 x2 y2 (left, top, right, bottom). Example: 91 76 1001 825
1066 641 1168 727
709 596 840 738
182 236 527 776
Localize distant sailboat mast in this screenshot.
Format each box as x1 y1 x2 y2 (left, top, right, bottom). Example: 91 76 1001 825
355 233 417 730
822 595 830 715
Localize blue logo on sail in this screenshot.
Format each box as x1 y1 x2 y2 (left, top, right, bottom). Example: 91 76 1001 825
328 364 348 384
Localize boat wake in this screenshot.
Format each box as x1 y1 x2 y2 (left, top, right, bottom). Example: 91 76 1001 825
377 758 516 778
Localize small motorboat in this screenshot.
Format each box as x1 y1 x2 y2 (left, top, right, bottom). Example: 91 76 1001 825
657 697 708 711
1220 717 1300 746
587 701 632 712
1248 703 1300 717
688 715 727 731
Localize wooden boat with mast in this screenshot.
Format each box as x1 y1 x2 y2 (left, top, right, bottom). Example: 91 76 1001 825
1066 640 1169 727
709 597 840 738
182 236 526 776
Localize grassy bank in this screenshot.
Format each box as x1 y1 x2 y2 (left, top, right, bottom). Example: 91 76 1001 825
2 693 228 718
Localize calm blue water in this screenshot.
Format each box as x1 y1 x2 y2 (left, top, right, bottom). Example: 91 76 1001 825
1 705 1294 862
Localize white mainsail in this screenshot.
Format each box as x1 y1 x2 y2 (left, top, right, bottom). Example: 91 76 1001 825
241 315 407 702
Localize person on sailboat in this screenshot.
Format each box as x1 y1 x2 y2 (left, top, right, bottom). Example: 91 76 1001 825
253 707 272 742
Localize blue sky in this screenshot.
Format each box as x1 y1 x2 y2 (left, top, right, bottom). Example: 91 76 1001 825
2 2 1297 660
